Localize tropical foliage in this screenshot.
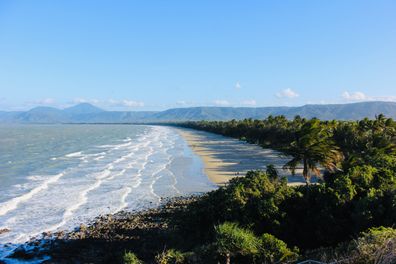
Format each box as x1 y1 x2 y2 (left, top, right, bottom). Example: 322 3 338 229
123 252 143 264
167 115 396 263
179 114 396 178
281 119 342 183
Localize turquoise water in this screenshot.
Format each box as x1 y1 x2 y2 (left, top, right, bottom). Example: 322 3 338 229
0 125 214 247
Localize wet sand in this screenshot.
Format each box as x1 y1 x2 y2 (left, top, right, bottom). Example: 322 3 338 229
176 128 306 186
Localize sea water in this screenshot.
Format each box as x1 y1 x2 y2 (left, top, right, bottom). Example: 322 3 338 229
0 124 214 255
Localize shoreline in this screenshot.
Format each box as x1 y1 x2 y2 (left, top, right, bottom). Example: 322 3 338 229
5 196 198 263
177 128 238 185
176 127 306 186
0 126 306 262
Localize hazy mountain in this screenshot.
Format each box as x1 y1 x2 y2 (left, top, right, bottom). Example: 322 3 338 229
63 103 105 115
17 106 67 123
0 111 23 123
147 102 396 121
68 111 156 123
0 101 395 123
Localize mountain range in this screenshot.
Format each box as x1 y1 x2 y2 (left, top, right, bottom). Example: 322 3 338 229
1 101 396 123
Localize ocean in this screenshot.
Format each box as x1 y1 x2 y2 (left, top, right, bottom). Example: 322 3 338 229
0 124 214 251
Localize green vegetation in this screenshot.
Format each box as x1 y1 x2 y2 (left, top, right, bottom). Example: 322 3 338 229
215 222 260 263
259 233 298 263
180 114 396 176
211 222 298 264
115 163 394 263
171 169 395 262
353 227 396 263
123 252 143 264
155 249 186 264
282 119 342 184
169 115 396 262
305 226 396 263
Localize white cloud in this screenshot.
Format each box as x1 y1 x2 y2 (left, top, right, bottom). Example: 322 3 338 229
37 98 56 105
376 96 396 102
72 98 144 108
106 99 144 108
341 91 396 102
73 98 100 104
235 81 241 90
276 88 299 99
120 100 144 107
213 99 230 106
241 99 257 106
73 98 87 103
176 100 188 106
341 91 367 101
26 98 56 105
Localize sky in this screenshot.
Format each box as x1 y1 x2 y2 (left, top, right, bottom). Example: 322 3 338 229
0 0 395 111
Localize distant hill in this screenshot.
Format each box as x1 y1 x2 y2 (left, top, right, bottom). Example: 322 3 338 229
147 101 396 121
17 107 67 123
0 101 396 123
63 103 104 115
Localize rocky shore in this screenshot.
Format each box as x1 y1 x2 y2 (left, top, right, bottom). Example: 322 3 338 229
6 196 199 264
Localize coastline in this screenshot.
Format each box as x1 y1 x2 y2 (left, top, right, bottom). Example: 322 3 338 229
175 127 306 186
1 126 307 262
6 196 198 263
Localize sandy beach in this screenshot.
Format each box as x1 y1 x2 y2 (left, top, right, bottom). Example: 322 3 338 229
176 128 306 186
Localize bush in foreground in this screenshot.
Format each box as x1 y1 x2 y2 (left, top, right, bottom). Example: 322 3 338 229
215 222 260 263
259 233 298 263
155 249 186 264
214 222 297 264
123 251 143 264
352 227 396 264
305 226 396 263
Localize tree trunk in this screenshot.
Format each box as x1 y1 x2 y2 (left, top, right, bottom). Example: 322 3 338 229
225 253 230 264
303 158 310 185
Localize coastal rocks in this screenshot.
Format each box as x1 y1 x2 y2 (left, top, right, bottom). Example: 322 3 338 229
0 228 9 235
6 196 200 263
9 247 36 260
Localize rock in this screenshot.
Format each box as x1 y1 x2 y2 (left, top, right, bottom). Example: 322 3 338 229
0 228 10 234
9 247 35 260
42 231 52 238
55 231 65 238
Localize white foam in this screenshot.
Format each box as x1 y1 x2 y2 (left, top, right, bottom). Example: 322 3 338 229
65 151 82 158
94 155 105 161
44 174 108 233
0 125 209 250
42 142 152 231
117 187 132 211
0 172 65 216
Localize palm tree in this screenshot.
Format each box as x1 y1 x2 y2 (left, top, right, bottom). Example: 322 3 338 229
215 222 260 264
283 119 343 184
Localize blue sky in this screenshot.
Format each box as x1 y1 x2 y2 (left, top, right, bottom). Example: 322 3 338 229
0 0 395 111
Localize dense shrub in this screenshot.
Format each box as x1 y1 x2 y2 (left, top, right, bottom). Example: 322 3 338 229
213 222 297 264
352 227 396 263
258 233 298 263
176 171 292 245
304 227 396 263
177 168 396 253
215 222 260 262
155 249 186 264
123 252 143 264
